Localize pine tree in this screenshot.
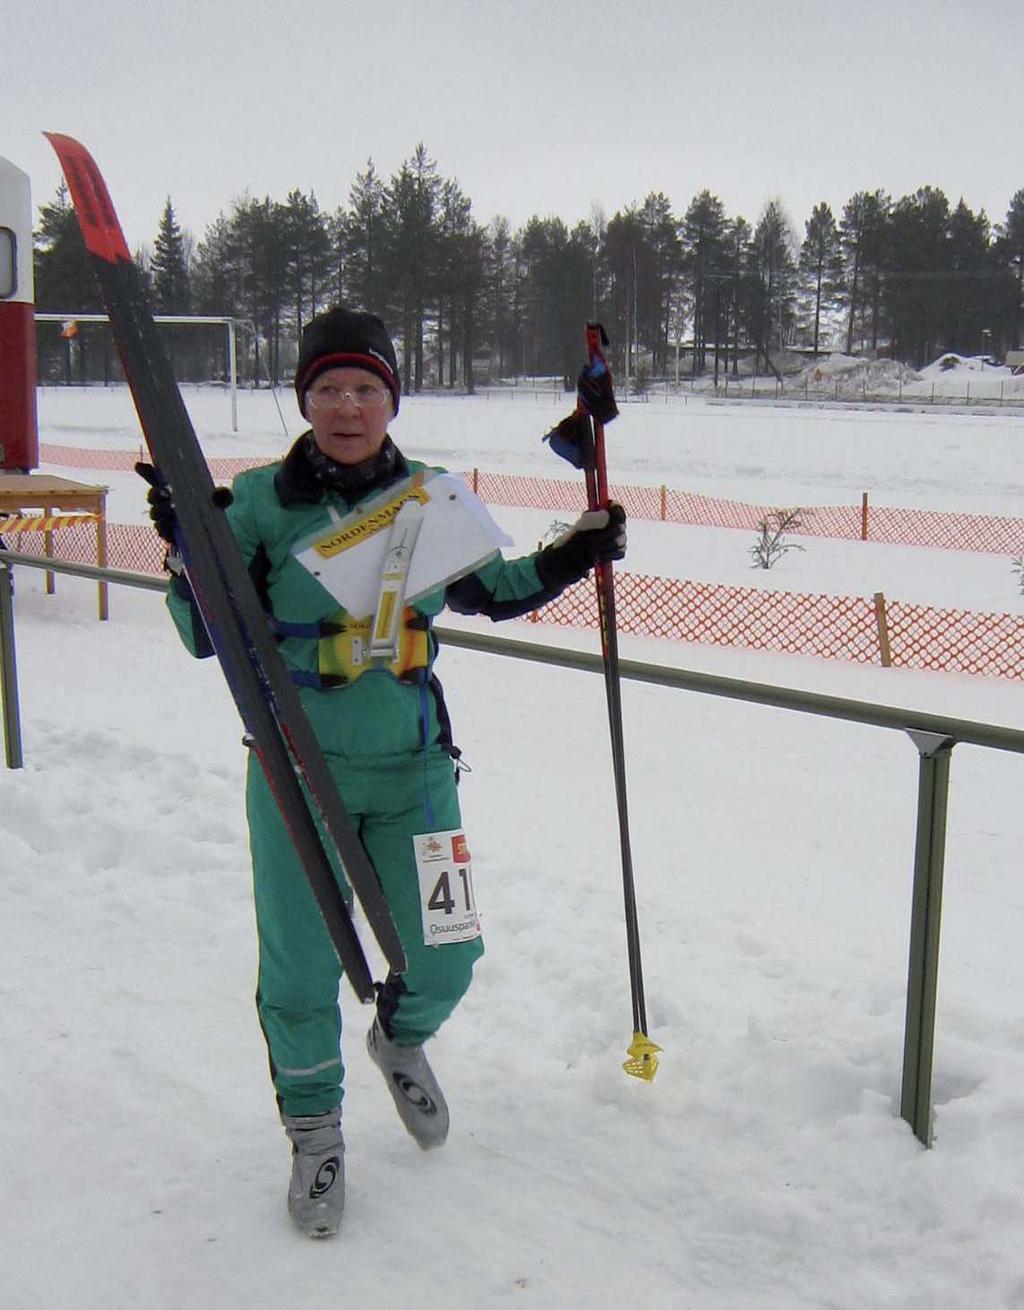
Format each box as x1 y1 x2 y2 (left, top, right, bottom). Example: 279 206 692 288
603 207 645 380
34 182 107 383
150 197 191 313
748 200 797 377
885 187 951 366
725 216 751 377
994 190 1024 350
33 182 103 312
681 190 730 375
190 213 238 381
518 215 591 383
798 202 843 355
483 216 515 380
435 178 471 387
380 145 441 392
433 179 488 391
946 199 994 355
282 189 332 337
338 159 384 310
638 192 682 376
839 191 891 354
221 196 290 383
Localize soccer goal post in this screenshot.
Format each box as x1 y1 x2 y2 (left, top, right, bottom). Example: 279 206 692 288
34 313 240 431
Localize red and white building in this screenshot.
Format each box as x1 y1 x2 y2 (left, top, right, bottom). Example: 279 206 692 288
0 155 39 471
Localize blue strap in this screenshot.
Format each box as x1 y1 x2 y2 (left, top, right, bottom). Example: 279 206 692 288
288 668 329 689
269 616 328 640
417 670 436 828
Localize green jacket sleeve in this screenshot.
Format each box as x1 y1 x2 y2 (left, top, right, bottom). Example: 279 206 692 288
444 548 571 621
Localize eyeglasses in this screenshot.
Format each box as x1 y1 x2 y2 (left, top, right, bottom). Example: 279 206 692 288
306 382 392 412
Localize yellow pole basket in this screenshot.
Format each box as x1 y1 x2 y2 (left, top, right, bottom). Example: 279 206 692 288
622 1031 662 1082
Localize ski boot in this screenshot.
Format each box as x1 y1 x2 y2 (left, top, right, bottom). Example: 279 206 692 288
282 1108 345 1238
366 1016 449 1150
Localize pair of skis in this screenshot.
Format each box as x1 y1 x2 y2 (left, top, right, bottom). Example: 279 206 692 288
45 132 404 1002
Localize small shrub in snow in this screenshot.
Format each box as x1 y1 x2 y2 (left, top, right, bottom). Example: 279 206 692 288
543 519 572 545
750 508 806 569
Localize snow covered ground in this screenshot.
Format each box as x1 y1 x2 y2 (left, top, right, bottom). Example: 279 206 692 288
3 387 1024 1308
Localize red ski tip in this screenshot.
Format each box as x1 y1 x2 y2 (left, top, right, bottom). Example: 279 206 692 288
44 132 132 264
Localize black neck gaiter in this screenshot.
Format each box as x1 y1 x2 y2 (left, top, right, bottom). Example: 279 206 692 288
303 433 399 498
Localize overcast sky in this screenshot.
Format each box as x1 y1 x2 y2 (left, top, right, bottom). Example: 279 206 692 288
4 0 1022 255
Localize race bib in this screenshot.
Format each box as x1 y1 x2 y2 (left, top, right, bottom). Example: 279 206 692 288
413 829 481 947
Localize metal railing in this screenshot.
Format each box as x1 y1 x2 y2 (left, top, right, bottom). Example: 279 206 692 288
3 548 1023 1148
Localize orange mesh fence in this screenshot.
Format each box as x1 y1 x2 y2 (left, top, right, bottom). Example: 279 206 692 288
8 522 1024 681
40 443 142 472
885 600 1024 680
523 574 1024 681
20 446 1024 681
856 505 1023 554
41 444 1024 555
467 471 1024 556
39 442 275 482
526 574 884 664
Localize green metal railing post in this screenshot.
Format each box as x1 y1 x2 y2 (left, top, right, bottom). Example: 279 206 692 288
0 561 24 769
900 730 955 1146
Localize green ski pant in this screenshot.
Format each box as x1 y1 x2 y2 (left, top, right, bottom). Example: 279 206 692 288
246 748 484 1118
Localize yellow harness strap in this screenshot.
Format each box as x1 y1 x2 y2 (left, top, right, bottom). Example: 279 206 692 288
317 608 430 685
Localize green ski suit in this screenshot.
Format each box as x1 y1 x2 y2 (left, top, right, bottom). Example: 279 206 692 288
166 434 571 1117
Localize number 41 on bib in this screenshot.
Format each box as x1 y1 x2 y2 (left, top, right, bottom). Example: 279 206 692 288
414 829 481 946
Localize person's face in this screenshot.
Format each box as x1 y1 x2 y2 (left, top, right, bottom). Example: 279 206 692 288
305 366 393 465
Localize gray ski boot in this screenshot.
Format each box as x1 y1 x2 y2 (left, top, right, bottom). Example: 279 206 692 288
282 1108 345 1238
366 1016 449 1150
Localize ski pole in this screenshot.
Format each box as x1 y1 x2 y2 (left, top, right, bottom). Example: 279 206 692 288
579 324 661 1082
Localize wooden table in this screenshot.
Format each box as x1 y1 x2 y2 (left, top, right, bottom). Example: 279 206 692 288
0 474 109 619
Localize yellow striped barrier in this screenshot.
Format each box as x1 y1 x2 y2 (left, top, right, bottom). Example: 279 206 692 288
0 512 100 534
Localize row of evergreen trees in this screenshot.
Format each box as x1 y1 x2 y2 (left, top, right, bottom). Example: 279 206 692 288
32 144 1024 389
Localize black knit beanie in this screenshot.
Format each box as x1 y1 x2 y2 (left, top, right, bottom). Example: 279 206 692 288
294 307 401 417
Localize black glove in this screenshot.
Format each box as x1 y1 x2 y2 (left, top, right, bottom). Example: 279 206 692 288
577 362 619 425
536 504 627 590
135 461 177 546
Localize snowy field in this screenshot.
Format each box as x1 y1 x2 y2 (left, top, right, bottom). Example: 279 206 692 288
4 387 1024 1308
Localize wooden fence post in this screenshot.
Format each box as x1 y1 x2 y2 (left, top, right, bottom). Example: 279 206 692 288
472 467 478 494
660 485 667 521
861 492 869 541
874 592 893 667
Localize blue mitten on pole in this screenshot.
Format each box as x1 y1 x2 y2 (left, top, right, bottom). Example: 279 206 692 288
542 411 592 469
536 504 627 590
577 361 619 424
543 357 618 469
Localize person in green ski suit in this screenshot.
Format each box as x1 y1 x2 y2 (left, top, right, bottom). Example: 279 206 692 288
146 306 625 1237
